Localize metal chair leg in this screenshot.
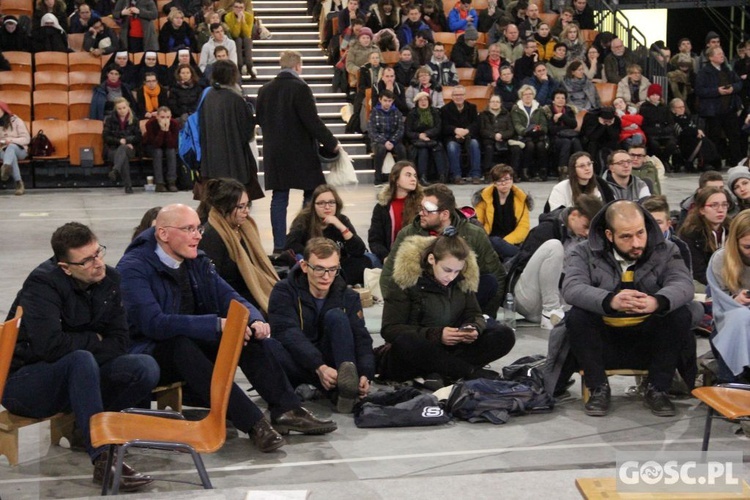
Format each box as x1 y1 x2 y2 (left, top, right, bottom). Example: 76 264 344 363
702 406 715 451
101 444 116 496
111 443 130 495
189 450 213 489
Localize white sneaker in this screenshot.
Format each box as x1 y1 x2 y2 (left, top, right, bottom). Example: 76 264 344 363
540 308 565 330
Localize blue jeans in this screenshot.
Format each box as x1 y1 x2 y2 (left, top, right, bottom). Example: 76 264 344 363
489 236 520 261
0 144 28 181
268 309 360 391
2 351 159 460
271 189 313 250
446 139 481 179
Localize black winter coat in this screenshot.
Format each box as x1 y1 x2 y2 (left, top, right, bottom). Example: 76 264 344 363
256 72 338 191
450 35 478 68
168 82 203 117
8 260 129 372
405 106 442 143
441 101 479 141
639 101 674 139
479 108 515 147
102 114 142 156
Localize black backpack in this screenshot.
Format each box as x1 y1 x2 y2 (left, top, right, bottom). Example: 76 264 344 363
354 388 450 428
446 379 535 424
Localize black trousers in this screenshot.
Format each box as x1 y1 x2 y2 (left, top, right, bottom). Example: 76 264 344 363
566 305 692 391
379 321 516 381
152 336 300 433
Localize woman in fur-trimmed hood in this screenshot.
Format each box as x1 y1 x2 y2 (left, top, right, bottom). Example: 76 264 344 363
377 231 516 386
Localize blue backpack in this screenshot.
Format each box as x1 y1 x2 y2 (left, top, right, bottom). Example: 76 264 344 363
178 87 211 170
446 378 552 424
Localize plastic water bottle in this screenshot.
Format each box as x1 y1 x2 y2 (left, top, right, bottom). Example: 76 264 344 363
503 292 516 331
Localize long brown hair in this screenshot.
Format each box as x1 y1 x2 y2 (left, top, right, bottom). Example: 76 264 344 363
568 151 598 202
722 210 750 292
678 186 731 253
384 161 423 229
289 184 345 238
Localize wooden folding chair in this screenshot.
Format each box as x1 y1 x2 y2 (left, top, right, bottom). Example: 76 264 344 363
693 383 750 451
69 52 102 73
0 91 31 122
31 119 69 160
33 71 69 91
68 119 104 166
68 90 94 120
90 300 249 494
4 52 32 74
0 72 31 92
68 71 100 91
33 90 69 120
0 308 76 466
34 51 69 73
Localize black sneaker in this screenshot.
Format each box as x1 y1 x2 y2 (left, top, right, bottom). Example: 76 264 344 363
643 384 676 417
584 383 611 416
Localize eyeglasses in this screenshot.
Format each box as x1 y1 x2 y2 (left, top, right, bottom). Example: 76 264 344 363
705 202 730 210
66 245 106 268
164 225 205 235
308 265 341 277
495 177 513 185
611 159 632 166
419 201 441 214
235 203 249 211
451 94 466 98
576 161 594 168
314 200 337 207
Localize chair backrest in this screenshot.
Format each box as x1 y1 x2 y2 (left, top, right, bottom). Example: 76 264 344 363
0 0 32 16
0 90 31 122
33 90 69 120
32 119 69 158
465 85 493 111
68 89 93 120
33 71 69 91
4 51 32 74
68 119 104 165
595 82 617 107
0 72 31 91
131 52 167 66
575 109 587 131
364 88 372 124
457 67 476 87
442 85 454 104
0 307 22 404
539 12 559 28
205 300 249 451
68 52 102 73
68 71 100 91
473 0 488 9
35 51 69 73
68 33 85 52
381 51 400 66
581 29 599 49
478 49 488 62
476 32 487 49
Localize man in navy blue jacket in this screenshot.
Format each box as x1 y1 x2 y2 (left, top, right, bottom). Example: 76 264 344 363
267 238 375 414
117 204 337 454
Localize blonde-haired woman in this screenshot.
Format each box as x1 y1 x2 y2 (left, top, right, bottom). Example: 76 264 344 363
103 97 141 193
708 210 750 382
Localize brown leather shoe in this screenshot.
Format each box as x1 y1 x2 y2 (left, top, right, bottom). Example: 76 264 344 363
167 183 179 192
250 418 286 452
92 452 154 492
155 183 167 192
271 407 337 436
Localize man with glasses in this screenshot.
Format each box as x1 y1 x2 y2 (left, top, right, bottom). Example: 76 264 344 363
628 145 661 195
381 183 507 316
603 149 651 201
267 238 374 414
4 222 158 492
118 204 337 454
604 38 638 84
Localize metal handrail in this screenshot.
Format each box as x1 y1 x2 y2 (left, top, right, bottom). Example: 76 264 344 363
590 0 647 54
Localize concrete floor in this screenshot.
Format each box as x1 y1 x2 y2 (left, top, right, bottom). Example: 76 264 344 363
0 173 748 499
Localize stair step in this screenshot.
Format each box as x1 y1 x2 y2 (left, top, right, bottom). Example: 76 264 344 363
244 83 333 92
253 47 322 56
259 22 317 28
253 38 319 45
254 0 307 5
260 15 314 21
254 56 327 63
254 7 307 14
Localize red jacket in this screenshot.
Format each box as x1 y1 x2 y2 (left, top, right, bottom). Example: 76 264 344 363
143 117 180 149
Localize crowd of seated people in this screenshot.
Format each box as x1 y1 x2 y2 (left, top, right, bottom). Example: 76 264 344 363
318 0 750 185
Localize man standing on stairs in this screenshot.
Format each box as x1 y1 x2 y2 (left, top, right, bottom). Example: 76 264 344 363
257 50 340 253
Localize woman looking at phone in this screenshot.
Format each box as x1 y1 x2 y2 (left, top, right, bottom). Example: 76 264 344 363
376 229 516 388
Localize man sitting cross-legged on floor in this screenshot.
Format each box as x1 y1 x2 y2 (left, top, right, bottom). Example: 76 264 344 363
2 222 159 492
117 204 337 454
563 200 695 417
267 237 375 414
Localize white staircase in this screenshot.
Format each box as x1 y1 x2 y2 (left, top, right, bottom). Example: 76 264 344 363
245 1 372 176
